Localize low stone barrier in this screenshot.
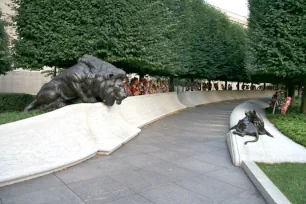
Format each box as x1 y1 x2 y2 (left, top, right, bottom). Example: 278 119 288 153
0 91 276 187
178 90 275 107
226 99 306 166
117 92 186 128
0 93 185 187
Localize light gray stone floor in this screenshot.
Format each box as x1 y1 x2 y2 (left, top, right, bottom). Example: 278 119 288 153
0 100 266 204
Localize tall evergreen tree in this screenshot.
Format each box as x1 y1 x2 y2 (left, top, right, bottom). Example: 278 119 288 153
247 0 306 113
0 10 11 75
12 0 182 75
12 0 248 81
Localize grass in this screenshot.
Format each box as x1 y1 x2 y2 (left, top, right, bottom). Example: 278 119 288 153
257 162 306 204
0 110 43 125
266 99 306 147
0 93 84 125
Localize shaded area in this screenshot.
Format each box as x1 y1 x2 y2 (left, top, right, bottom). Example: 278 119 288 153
257 163 306 204
0 100 266 204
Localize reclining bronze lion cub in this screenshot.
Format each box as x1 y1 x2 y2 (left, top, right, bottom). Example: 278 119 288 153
230 110 273 144
25 55 127 111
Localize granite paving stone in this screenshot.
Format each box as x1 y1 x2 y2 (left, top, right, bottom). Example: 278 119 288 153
0 174 63 198
175 175 246 203
204 168 255 190
107 194 154 204
143 162 198 182
147 140 184 150
67 176 135 204
161 136 198 146
170 157 222 174
184 142 225 153
220 188 267 204
92 158 138 175
168 145 205 157
122 152 165 168
208 148 232 158
109 168 171 193
147 149 190 162
108 145 141 158
140 184 214 204
130 133 165 143
205 140 228 149
1 186 85 204
193 152 235 168
55 161 105 184
127 143 164 153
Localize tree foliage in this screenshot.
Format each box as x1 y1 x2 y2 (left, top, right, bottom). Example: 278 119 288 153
13 0 247 80
247 0 306 113
0 10 11 75
247 0 306 81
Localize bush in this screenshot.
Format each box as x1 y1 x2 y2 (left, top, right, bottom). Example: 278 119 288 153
13 0 247 80
0 10 11 75
266 99 306 147
0 93 35 113
0 110 41 125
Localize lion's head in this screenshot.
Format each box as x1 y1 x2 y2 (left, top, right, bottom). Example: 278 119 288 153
99 78 127 106
245 110 257 123
77 55 128 106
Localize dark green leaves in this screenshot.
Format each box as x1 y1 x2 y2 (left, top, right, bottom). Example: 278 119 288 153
12 0 247 80
0 10 11 75
247 0 306 81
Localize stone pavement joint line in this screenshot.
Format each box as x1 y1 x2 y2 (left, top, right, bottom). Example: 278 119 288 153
0 100 266 204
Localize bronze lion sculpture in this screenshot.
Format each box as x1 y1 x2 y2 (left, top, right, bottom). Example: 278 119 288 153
230 110 273 144
24 55 127 111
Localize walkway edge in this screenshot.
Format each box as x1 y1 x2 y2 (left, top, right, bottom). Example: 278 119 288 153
242 161 291 204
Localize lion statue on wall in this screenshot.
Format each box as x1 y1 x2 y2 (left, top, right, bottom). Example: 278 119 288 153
229 110 273 144
24 55 127 111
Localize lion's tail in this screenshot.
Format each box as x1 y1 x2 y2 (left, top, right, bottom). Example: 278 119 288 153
229 125 237 131
265 129 274 138
24 100 37 112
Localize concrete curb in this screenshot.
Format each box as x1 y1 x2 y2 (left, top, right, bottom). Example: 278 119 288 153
242 161 291 204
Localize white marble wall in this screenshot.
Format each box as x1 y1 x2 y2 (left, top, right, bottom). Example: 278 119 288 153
0 70 50 95
178 90 275 107
0 93 185 187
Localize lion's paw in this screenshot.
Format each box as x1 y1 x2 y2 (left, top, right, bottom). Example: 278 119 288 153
83 97 97 103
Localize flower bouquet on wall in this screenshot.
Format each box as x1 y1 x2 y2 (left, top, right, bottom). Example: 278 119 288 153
131 77 140 96
139 77 148 95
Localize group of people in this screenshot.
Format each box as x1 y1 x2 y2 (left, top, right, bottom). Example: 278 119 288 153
185 82 277 91
186 82 254 91
123 77 278 96
124 77 170 96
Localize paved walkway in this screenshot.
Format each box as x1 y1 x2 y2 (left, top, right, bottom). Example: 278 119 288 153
0 101 266 204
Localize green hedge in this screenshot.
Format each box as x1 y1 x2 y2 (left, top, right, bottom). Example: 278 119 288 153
0 93 36 113
0 110 42 125
13 0 248 81
0 10 11 75
247 0 306 84
266 100 306 147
